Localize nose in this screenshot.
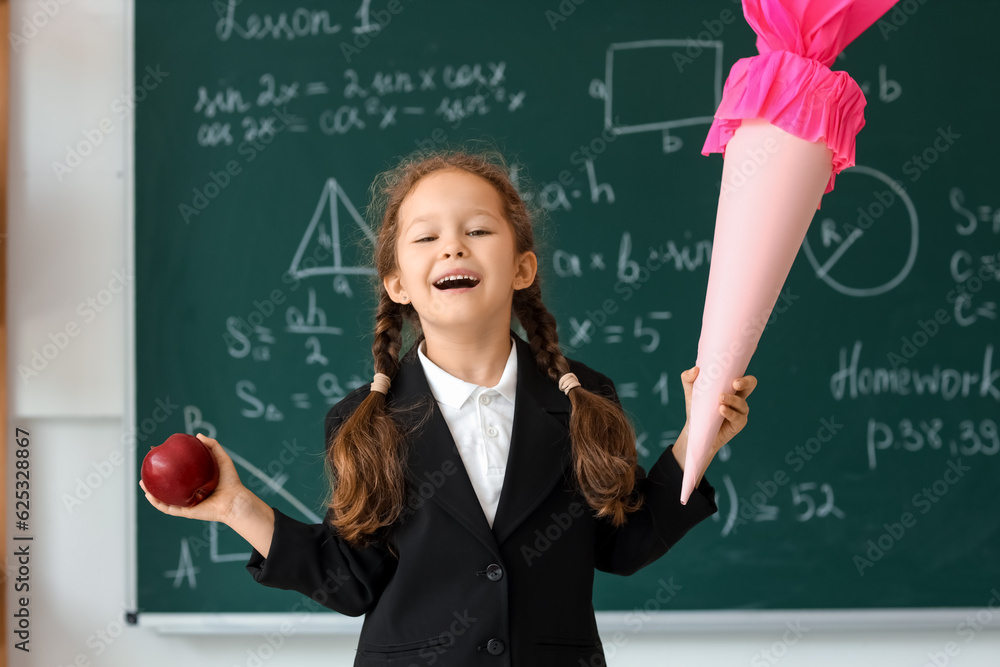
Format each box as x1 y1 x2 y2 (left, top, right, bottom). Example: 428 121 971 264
441 233 467 258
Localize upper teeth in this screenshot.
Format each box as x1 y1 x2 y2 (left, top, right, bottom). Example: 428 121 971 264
435 275 478 285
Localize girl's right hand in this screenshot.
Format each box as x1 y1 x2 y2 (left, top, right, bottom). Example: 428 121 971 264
139 433 249 525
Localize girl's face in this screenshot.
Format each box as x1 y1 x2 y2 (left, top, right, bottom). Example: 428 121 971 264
384 167 537 336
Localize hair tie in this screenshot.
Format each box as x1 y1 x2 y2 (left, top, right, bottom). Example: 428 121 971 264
370 372 391 395
558 372 581 395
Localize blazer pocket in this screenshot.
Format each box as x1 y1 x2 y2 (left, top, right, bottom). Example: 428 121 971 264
531 634 602 651
357 634 454 659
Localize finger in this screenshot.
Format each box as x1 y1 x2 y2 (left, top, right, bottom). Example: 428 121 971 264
681 368 698 408
719 393 749 415
718 403 748 425
718 402 738 419
196 433 219 446
195 434 234 469
197 435 224 458
733 375 757 396
142 488 173 514
681 368 698 394
139 479 178 512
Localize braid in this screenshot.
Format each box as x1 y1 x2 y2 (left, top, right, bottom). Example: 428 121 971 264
373 288 404 376
513 281 569 382
325 288 410 551
514 278 644 527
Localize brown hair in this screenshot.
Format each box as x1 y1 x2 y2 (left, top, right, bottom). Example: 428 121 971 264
323 145 644 554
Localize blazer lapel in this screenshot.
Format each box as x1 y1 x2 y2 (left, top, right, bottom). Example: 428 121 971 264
386 331 574 554
492 333 574 544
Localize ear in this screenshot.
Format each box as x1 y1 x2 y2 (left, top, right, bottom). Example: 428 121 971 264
514 250 538 290
383 270 408 304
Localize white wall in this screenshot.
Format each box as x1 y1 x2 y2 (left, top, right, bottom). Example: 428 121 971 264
6 1 999 665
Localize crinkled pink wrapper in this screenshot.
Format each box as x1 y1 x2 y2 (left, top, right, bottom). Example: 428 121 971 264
702 50 866 199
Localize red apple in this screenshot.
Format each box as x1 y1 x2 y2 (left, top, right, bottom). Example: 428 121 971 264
141 433 220 507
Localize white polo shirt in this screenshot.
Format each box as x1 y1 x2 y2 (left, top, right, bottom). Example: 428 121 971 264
416 336 517 528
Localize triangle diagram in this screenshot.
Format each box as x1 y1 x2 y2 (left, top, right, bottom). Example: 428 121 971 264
289 178 377 278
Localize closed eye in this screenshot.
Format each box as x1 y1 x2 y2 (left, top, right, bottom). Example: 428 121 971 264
414 230 490 243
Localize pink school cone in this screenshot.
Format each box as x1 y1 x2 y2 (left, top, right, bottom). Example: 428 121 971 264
681 0 900 504
681 120 832 504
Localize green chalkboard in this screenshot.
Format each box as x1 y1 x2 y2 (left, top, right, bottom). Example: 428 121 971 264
133 0 999 620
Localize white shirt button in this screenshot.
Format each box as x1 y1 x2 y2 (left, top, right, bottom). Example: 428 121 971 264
480 394 491 405
487 426 498 438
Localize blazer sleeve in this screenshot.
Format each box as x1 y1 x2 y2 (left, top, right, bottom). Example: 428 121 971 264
244 394 398 616
587 371 720 577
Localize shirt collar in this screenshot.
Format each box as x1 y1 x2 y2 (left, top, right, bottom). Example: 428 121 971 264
417 335 517 409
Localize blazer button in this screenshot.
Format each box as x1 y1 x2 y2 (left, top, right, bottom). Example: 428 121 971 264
485 563 503 581
486 638 505 655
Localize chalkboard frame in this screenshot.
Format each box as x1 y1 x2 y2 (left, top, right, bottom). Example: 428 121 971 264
124 0 1000 634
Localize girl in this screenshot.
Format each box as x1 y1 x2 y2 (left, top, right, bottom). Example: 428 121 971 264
141 148 756 666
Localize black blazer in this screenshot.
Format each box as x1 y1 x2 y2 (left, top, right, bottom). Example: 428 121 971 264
246 330 718 666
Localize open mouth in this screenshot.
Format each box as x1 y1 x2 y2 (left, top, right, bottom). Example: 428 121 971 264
433 275 481 291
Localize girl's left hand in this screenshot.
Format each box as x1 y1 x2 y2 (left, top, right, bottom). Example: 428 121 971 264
678 366 757 455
